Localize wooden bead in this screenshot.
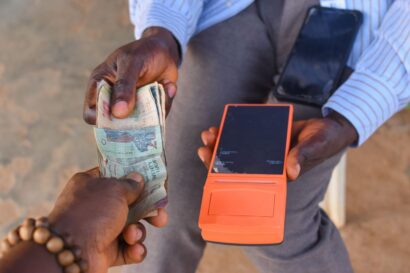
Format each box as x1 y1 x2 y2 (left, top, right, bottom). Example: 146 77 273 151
22 218 35 227
35 217 49 228
0 240 11 252
58 249 75 266
33 227 51 244
64 263 81 273
19 225 35 241
7 229 20 245
46 236 64 253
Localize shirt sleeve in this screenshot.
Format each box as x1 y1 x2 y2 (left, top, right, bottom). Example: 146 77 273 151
322 0 410 146
128 0 204 53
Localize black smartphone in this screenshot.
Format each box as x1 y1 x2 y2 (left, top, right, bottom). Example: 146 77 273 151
273 6 363 106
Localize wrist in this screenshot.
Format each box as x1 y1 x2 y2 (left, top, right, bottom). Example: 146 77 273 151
48 212 94 263
0 218 88 273
142 27 180 65
326 111 358 146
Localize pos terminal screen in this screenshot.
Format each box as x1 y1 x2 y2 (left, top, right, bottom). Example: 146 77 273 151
212 106 289 175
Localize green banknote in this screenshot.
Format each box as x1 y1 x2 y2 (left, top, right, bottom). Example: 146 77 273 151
94 80 167 221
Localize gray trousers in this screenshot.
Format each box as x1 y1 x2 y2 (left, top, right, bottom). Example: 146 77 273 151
124 3 353 273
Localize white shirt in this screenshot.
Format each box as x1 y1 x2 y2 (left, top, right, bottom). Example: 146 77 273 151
129 0 410 145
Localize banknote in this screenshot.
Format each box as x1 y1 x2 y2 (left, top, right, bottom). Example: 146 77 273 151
94 126 163 162
94 80 167 221
96 81 161 130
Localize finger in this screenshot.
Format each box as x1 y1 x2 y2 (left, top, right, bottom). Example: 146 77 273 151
290 121 306 147
84 63 116 125
122 223 146 245
124 243 146 264
113 243 146 266
145 208 168 227
208 126 219 136
117 173 145 205
197 147 213 169
286 147 301 181
162 80 177 99
201 130 217 149
161 81 177 117
83 78 97 125
286 138 323 181
111 57 144 118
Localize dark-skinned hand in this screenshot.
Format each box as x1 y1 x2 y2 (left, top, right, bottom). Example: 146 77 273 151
197 112 358 180
48 168 168 273
83 27 179 124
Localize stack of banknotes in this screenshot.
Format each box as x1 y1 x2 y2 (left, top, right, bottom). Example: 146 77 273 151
94 80 167 221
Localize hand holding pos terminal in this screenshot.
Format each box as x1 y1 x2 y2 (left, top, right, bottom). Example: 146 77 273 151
198 104 293 245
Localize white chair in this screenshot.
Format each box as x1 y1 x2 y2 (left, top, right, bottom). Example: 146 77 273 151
321 154 347 228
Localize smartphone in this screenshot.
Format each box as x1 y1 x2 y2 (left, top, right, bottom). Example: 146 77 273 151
273 6 363 106
198 104 293 245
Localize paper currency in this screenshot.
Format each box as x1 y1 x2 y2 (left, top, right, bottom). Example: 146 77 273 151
94 80 167 221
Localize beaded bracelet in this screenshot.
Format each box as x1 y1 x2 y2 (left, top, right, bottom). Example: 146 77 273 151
0 217 88 273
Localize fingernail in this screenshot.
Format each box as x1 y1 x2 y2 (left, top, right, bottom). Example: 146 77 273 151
167 85 176 98
198 153 205 162
126 173 144 183
134 227 143 241
295 164 301 176
112 101 128 117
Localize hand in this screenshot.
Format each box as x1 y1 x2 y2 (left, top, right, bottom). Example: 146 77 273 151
48 168 168 273
197 127 219 168
197 112 357 180
83 27 179 124
285 111 357 180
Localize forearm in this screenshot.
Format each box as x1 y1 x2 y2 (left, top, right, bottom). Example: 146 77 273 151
0 241 61 273
323 0 410 145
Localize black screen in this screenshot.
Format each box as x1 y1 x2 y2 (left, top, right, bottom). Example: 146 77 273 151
276 7 362 105
212 106 289 175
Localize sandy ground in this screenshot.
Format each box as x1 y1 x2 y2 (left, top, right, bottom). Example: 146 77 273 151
0 1 409 272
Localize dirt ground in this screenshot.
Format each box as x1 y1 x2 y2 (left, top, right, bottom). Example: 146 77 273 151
0 1 409 273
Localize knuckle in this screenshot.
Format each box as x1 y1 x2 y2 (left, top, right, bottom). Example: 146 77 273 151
91 62 111 78
71 172 88 182
114 78 130 89
113 79 132 98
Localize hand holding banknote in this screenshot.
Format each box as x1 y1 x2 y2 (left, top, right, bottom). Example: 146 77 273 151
83 27 179 125
94 80 168 222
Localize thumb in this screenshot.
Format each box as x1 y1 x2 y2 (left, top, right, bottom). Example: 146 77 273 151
286 147 301 181
286 141 314 181
118 173 145 205
111 58 144 118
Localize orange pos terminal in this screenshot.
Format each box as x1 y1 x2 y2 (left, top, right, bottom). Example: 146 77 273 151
198 104 293 245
